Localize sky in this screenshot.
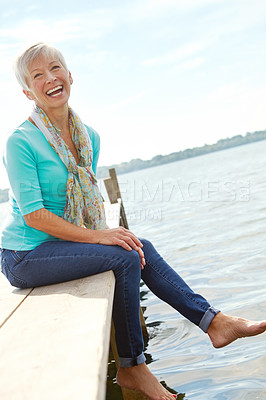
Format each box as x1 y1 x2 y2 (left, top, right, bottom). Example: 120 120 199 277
1 0 266 188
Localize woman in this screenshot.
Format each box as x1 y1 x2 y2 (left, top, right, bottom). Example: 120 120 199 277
0 43 265 400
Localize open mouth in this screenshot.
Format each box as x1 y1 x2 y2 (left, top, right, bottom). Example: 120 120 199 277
46 85 63 97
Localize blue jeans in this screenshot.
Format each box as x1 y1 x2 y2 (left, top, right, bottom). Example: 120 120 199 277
0 239 219 367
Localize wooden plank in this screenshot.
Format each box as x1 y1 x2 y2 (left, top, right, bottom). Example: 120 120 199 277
108 168 129 229
0 271 115 400
109 168 122 199
103 177 117 204
0 273 33 328
104 169 129 229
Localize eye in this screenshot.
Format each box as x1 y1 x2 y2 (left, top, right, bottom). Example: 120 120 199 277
33 73 42 79
51 65 60 71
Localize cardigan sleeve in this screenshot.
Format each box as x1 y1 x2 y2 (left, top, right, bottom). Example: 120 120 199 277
3 131 44 216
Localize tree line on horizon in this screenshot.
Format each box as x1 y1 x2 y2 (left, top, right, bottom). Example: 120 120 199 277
0 129 266 203
96 129 266 179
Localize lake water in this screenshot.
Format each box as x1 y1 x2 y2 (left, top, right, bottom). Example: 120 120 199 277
1 141 266 399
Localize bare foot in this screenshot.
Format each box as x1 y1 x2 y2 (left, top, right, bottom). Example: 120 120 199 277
116 362 177 400
207 312 266 348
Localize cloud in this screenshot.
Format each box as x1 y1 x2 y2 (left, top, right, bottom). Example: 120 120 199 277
202 83 266 114
142 42 207 67
178 57 205 71
193 1 266 39
0 19 79 45
128 0 266 24
145 0 222 10
0 8 117 52
101 89 152 114
127 0 224 20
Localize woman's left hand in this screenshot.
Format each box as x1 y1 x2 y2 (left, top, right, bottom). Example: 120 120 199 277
94 227 146 269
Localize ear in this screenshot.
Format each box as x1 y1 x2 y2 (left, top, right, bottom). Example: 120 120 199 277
69 71 73 85
23 89 34 101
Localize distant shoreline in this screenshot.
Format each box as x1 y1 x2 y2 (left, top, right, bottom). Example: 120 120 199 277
96 129 266 179
0 130 266 203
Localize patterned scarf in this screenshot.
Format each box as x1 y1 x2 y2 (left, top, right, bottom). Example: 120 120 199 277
31 105 106 230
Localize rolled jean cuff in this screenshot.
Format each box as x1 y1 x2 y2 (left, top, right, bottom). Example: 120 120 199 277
199 306 220 333
119 352 146 368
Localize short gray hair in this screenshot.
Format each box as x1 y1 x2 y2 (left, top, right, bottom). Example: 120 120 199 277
14 42 68 90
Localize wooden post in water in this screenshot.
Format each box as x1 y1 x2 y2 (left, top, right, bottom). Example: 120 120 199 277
104 168 149 400
103 168 129 229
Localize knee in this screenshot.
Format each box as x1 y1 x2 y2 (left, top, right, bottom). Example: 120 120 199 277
115 248 142 279
124 248 141 268
113 246 142 268
139 238 154 253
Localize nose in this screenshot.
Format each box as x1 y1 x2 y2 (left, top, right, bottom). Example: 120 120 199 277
46 71 57 83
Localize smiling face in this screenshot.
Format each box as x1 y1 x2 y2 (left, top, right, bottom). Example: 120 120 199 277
23 55 73 114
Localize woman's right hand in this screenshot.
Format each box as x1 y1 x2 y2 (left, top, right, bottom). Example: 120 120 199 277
95 227 146 269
